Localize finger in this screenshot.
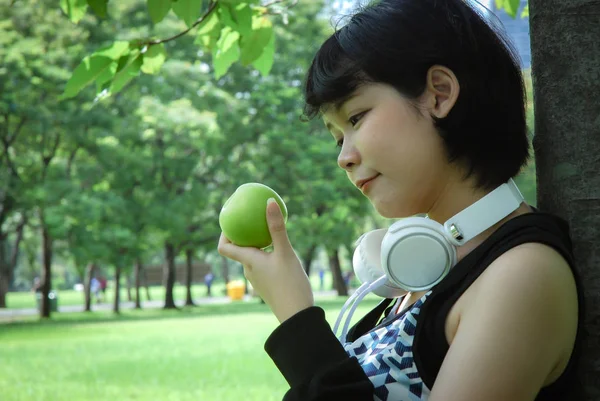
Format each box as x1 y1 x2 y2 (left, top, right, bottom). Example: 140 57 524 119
266 198 291 250
217 232 263 265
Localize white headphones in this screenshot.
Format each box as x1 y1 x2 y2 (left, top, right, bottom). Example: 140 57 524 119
334 178 525 342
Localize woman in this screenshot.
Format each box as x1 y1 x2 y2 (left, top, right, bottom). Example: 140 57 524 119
218 0 583 400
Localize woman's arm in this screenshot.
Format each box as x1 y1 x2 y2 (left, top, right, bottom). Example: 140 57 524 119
265 306 375 401
428 243 579 401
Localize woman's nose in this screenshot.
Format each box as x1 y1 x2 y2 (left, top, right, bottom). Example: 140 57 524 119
337 140 360 171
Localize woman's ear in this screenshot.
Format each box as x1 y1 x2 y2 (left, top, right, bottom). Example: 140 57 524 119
423 65 460 119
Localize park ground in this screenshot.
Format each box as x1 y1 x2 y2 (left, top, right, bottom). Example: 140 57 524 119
1 278 375 401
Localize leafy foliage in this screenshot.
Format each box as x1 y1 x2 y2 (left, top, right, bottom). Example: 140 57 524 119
58 0 286 100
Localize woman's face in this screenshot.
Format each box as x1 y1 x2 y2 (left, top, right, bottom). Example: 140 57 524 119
322 82 459 218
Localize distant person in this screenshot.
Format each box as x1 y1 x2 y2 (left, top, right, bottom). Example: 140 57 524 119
99 276 107 296
204 272 215 297
318 268 325 291
32 277 42 293
90 277 101 303
343 271 354 290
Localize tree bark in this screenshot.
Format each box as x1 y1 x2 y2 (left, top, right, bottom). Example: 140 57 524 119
39 220 53 318
125 273 132 302
0 216 26 308
143 266 151 301
328 248 347 296
0 236 9 308
184 249 195 306
529 0 600 398
134 258 142 309
163 242 177 309
302 244 317 277
112 264 121 314
221 255 230 285
84 263 95 312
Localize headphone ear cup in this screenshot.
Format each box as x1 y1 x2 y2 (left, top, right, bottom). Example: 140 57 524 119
353 229 407 298
381 217 457 292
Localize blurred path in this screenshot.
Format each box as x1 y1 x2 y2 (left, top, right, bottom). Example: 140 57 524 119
0 290 339 319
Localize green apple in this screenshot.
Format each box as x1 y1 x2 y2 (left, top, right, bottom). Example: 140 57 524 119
219 183 288 249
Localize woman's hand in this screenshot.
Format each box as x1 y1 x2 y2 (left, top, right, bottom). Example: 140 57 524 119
217 198 314 323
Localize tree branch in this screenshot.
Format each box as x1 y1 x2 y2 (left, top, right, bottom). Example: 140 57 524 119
1 115 27 181
10 117 28 145
41 133 61 180
144 0 296 46
147 2 218 46
263 0 299 15
262 0 297 7
1 114 9 140
66 145 80 178
1 137 21 181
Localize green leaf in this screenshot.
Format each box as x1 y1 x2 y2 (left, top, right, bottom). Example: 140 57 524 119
496 0 520 18
60 41 130 99
171 0 203 28
195 7 222 50
219 0 261 3
60 0 88 23
507 0 521 17
521 4 529 18
232 3 253 36
212 27 240 79
110 50 143 94
95 60 119 92
240 15 272 66
87 0 108 18
141 44 167 74
94 41 131 59
218 3 238 30
148 0 172 24
251 32 274 76
197 7 220 35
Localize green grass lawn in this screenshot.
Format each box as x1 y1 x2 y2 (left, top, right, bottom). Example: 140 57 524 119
0 295 380 401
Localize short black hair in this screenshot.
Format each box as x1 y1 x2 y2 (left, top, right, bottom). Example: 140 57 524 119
303 0 529 190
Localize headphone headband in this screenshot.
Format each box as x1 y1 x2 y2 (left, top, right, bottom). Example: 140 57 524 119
443 178 524 246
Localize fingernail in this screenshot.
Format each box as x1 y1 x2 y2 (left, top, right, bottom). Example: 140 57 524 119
267 198 276 206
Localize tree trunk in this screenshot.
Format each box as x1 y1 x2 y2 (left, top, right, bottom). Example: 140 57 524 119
84 263 95 312
529 1 600 398
126 274 132 302
221 255 230 285
134 258 142 309
143 266 151 301
302 244 317 277
0 235 8 308
328 248 347 296
113 264 121 314
163 242 177 309
0 217 26 308
40 221 53 318
184 249 195 306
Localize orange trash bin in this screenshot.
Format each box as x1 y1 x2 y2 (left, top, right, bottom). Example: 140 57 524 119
226 280 245 301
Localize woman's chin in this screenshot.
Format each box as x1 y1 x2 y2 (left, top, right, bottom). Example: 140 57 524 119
372 201 423 220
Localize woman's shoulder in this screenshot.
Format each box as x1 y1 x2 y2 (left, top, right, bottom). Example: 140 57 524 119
457 241 579 385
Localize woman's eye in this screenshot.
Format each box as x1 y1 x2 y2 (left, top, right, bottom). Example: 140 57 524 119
335 138 344 148
348 111 366 127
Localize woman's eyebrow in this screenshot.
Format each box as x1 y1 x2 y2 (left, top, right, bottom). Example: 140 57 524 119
333 92 360 112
